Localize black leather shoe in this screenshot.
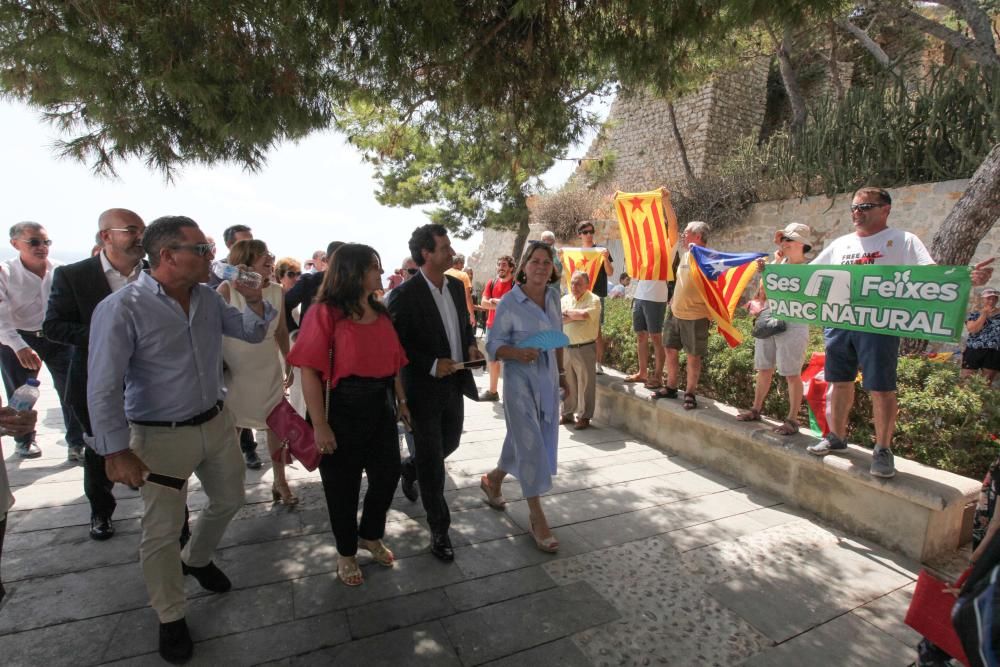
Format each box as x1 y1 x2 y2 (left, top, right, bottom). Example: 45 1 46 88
159 618 193 664
182 560 231 593
89 516 114 541
401 476 419 503
244 450 262 470
430 533 454 562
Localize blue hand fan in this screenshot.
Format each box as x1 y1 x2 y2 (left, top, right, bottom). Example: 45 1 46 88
517 330 570 350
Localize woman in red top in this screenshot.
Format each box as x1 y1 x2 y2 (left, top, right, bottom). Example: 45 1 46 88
288 244 410 587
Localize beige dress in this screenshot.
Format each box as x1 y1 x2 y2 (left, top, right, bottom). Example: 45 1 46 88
222 282 285 429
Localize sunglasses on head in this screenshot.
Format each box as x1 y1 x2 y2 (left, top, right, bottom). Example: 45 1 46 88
22 238 52 247
850 203 885 213
170 242 215 256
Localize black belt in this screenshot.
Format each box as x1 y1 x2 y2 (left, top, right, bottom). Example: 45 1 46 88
16 329 45 339
131 401 224 428
567 341 596 349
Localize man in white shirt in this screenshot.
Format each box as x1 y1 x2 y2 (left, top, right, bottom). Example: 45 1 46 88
624 279 669 389
806 186 991 479
0 222 83 459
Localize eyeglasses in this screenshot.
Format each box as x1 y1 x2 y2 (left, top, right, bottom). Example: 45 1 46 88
20 238 53 247
107 226 143 236
285 271 301 278
850 203 886 213
579 229 595 235
170 243 215 256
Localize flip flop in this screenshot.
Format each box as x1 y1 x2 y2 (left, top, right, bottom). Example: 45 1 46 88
624 373 647 383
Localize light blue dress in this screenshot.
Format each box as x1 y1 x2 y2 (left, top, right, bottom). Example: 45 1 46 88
486 285 562 497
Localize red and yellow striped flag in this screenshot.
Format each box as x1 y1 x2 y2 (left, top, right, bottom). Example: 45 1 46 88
614 188 679 281
561 248 605 291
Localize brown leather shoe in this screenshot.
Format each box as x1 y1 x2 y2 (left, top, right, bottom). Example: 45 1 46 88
560 414 575 425
574 418 591 430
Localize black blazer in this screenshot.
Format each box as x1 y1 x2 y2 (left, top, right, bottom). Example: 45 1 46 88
386 272 477 402
284 271 324 333
42 256 145 434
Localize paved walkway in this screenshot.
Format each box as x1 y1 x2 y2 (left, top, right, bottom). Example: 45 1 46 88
0 370 956 666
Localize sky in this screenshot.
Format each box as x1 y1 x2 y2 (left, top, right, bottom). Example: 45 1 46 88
0 99 604 272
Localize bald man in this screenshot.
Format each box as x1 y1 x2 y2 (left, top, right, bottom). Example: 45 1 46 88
44 209 148 540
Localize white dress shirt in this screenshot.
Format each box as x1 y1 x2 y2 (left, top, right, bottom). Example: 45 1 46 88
0 257 61 351
421 268 463 377
99 251 142 293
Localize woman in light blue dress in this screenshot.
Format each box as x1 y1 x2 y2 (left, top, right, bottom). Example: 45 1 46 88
481 242 568 553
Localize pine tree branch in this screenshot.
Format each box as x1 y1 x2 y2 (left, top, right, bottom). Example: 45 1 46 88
879 2 1000 69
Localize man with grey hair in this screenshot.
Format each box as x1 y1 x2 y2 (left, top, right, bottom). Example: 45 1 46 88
540 230 564 284
561 270 601 429
445 253 475 327
656 221 711 409
0 222 84 459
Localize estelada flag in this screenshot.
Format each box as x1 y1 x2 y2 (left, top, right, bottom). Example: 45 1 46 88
614 188 679 281
688 245 767 347
561 248 605 291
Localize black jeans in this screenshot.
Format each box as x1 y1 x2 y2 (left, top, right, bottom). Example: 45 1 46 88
239 428 257 455
0 515 6 603
319 376 401 557
402 376 464 535
84 445 116 520
0 334 84 447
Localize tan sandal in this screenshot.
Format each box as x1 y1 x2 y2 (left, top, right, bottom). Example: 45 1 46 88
480 475 506 510
736 408 762 422
623 373 647 384
358 538 395 567
774 419 800 436
337 556 364 586
529 517 559 554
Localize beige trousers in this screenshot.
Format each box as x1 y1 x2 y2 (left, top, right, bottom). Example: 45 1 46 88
563 343 597 420
130 408 245 623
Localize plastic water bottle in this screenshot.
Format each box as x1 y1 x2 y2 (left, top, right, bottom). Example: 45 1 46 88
211 260 263 289
9 378 40 413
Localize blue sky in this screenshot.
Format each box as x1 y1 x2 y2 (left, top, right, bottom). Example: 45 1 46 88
1 99 604 271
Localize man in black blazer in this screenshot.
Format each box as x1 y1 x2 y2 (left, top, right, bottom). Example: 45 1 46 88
43 209 148 540
283 240 344 334
387 224 483 562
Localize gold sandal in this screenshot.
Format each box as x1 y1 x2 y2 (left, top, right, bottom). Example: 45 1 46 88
358 539 395 567
480 475 506 510
337 556 364 586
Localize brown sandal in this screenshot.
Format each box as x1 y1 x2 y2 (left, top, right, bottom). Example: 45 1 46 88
736 408 762 422
624 373 647 384
683 392 698 410
774 419 800 436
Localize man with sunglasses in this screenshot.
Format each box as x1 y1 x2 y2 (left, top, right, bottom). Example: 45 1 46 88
576 222 613 373
806 186 992 479
88 216 275 663
44 209 150 540
0 222 84 460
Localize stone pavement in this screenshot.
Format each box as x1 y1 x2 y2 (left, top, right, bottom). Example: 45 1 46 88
0 370 955 666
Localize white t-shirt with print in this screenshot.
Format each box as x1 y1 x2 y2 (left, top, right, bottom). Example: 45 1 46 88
632 279 669 302
811 227 933 266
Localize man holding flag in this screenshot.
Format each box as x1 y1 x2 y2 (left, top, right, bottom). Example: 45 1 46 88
577 222 612 373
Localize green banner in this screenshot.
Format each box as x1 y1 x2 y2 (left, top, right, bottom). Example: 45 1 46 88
763 264 971 342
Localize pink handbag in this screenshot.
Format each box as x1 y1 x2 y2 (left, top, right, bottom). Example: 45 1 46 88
266 398 321 471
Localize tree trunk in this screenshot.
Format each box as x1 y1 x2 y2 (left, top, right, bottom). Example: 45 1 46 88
776 26 807 135
836 18 900 76
510 205 531 262
902 143 1000 355
826 20 845 102
929 143 1000 266
667 100 696 186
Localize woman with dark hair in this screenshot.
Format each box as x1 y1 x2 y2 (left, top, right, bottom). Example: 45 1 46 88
480 242 568 553
287 244 409 586
218 240 296 504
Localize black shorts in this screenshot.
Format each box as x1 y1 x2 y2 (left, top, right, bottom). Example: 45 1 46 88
962 347 1000 371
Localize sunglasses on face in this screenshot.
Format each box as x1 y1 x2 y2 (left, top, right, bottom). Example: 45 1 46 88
21 238 52 247
850 203 885 213
405 268 418 275
107 226 143 236
579 229 595 235
171 242 215 256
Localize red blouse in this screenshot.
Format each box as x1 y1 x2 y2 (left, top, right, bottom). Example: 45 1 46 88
287 304 407 389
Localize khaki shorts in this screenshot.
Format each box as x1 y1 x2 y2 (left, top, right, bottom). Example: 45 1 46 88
664 315 710 356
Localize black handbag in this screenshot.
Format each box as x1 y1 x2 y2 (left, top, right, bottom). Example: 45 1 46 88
751 306 787 339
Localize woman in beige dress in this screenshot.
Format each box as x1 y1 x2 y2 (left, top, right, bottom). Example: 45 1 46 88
218 240 297 504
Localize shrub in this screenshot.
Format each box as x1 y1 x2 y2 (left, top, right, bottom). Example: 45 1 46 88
601 298 1000 479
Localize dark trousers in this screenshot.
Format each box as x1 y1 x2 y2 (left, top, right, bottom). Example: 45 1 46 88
239 428 256 455
84 445 116 520
319 377 401 557
0 515 7 603
0 334 84 447
402 377 464 535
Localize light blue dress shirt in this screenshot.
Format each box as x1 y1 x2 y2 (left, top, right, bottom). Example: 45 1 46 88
87 272 276 456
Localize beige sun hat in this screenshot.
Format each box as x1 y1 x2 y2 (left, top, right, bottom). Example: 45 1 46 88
774 222 813 252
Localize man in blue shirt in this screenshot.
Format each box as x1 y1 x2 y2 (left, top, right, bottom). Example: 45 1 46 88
88 216 275 664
